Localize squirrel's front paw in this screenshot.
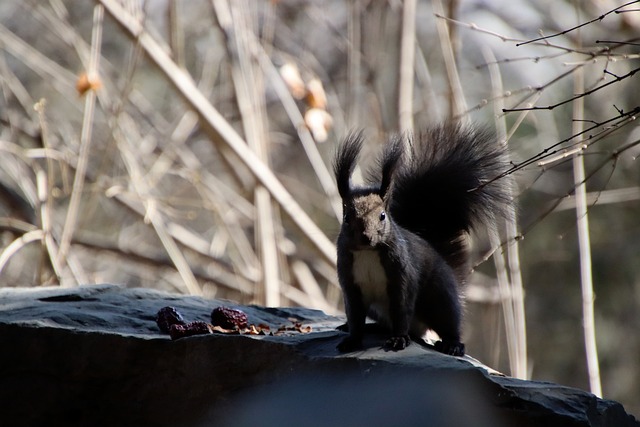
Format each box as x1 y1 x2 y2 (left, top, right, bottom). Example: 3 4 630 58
337 335 363 353
384 335 410 351
434 340 465 356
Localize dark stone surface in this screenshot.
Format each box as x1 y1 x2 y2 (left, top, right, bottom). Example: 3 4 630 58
0 285 637 427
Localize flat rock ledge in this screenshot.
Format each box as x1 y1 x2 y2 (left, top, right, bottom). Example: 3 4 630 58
0 284 637 427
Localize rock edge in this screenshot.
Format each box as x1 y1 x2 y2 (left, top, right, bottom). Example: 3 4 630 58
0 285 637 427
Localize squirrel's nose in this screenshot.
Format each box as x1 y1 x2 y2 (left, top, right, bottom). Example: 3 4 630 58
361 230 380 247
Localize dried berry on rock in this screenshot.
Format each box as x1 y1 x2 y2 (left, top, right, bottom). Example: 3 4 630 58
210 306 248 330
169 321 213 340
155 306 186 333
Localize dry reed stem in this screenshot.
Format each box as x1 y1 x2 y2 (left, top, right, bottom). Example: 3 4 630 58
214 0 280 305
398 0 416 133
347 0 362 126
432 0 467 121
57 5 104 277
168 0 185 69
571 19 602 397
484 46 528 379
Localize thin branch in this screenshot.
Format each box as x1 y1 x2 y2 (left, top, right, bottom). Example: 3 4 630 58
596 39 640 47
517 136 640 241
517 1 640 46
503 66 640 112
434 12 618 56
434 13 521 43
484 105 640 185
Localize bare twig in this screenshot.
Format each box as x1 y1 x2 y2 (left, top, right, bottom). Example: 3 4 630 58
434 12 605 56
517 1 640 46
503 66 640 112
481 106 640 186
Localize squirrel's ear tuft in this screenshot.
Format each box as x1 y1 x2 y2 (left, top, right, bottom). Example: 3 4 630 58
380 134 404 199
334 131 364 199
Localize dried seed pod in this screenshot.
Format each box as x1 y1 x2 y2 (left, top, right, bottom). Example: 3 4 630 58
305 78 327 109
169 321 213 340
304 108 333 142
156 306 186 333
279 62 306 99
76 72 102 96
210 306 248 330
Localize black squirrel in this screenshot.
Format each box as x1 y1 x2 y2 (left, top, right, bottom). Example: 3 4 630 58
333 123 513 356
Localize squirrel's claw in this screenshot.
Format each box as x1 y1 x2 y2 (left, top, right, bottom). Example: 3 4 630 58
434 340 465 357
384 335 411 351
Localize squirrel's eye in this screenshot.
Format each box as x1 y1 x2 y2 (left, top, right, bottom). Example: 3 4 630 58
379 211 386 221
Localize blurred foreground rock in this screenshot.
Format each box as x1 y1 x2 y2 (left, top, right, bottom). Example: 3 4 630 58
0 285 637 427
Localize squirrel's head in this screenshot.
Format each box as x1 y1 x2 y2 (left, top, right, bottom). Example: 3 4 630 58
334 132 403 249
341 193 391 248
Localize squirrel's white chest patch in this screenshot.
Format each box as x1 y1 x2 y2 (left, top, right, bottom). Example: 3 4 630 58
351 250 389 308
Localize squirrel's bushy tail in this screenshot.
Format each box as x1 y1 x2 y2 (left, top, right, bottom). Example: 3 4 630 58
390 123 513 277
